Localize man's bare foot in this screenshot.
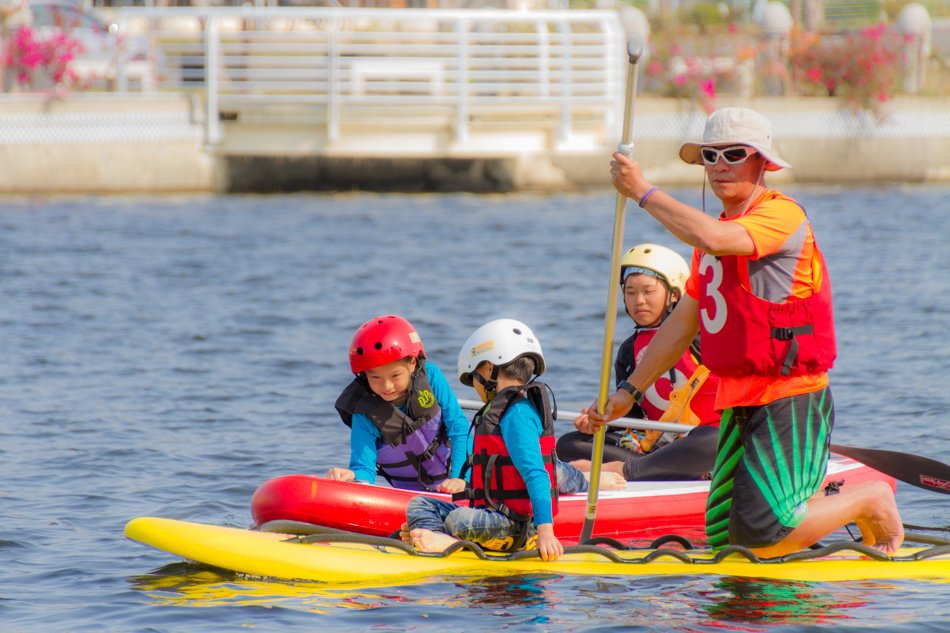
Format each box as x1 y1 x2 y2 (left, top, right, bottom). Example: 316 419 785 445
854 481 904 555
748 480 905 559
398 522 412 545
409 528 459 553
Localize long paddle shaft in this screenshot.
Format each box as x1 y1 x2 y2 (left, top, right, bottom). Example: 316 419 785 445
581 38 644 544
457 399 693 434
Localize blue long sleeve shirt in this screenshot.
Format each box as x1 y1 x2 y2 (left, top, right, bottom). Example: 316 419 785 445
498 398 554 526
347 362 472 485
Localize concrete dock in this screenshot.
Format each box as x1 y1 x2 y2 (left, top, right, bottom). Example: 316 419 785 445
1 93 947 194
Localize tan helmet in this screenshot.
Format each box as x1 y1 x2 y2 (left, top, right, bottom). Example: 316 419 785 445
620 243 690 297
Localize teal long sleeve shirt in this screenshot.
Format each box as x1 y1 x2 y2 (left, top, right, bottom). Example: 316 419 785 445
346 362 471 485
498 398 554 526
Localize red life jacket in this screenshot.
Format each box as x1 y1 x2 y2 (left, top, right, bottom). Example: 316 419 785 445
697 242 837 377
621 327 719 426
460 383 559 527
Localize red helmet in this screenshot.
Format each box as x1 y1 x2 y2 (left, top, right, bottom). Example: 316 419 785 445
349 315 425 374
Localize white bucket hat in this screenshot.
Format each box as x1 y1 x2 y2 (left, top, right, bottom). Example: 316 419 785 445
679 107 791 171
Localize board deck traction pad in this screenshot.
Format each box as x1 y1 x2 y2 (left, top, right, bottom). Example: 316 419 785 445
125 517 950 584
275 523 949 566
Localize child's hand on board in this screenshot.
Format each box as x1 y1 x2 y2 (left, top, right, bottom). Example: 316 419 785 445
435 478 466 494
325 467 356 482
535 524 563 561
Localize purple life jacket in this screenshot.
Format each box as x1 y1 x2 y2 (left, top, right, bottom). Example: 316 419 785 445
335 364 451 491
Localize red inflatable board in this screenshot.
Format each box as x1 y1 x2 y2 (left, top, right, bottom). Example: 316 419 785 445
251 454 893 543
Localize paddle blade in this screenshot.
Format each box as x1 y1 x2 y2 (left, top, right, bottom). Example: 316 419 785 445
831 444 950 495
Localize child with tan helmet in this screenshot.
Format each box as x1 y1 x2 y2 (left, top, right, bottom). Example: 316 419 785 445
558 243 721 481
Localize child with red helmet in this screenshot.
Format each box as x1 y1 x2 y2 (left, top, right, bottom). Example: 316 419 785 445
330 315 470 493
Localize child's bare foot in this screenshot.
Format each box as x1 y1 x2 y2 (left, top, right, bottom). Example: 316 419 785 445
409 528 459 553
854 482 904 555
594 471 627 490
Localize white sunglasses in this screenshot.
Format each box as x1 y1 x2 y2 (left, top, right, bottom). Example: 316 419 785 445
701 145 757 166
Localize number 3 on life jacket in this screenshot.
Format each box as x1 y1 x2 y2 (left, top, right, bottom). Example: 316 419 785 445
638 365 711 453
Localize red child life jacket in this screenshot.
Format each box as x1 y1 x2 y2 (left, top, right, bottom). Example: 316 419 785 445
697 243 837 377
460 382 559 528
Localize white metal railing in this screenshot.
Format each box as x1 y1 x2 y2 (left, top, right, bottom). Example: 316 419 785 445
115 7 626 147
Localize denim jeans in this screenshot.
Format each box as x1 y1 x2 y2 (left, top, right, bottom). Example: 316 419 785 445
406 459 586 551
555 459 589 494
406 496 528 551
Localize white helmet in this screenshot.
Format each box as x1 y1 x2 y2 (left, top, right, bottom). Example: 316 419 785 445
457 319 545 386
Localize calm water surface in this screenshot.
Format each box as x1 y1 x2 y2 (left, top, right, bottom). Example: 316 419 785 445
2 186 949 632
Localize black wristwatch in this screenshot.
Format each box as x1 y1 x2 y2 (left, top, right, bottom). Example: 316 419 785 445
618 380 645 404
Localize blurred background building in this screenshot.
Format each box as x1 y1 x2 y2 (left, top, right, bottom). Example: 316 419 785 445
0 0 947 192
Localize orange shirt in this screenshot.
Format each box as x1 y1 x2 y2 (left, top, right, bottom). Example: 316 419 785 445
684 189 829 410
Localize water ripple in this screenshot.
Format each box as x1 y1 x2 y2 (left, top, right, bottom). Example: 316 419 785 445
2 187 949 631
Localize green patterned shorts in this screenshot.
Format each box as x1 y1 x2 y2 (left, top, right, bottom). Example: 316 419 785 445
705 386 835 549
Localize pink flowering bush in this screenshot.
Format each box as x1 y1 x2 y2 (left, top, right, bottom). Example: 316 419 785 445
643 23 760 114
4 25 85 91
788 24 903 120
644 39 720 114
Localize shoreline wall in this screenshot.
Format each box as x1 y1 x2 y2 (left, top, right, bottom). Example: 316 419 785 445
0 94 215 194
1 95 948 194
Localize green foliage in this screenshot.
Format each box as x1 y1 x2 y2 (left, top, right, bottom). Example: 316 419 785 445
682 1 746 30
823 0 886 27
882 0 950 19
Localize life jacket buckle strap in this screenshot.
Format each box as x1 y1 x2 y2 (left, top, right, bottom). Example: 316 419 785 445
452 489 478 503
780 337 799 376
772 325 812 376
771 325 814 340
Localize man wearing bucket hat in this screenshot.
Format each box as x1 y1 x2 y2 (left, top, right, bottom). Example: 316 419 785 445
591 107 903 557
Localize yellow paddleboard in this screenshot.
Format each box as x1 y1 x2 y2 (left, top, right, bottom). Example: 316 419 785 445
125 517 950 585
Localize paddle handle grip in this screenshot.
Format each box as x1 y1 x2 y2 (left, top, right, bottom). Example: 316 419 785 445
627 38 644 64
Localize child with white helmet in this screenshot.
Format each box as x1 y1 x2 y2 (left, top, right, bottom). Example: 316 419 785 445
559 243 721 480
329 315 471 493
402 319 566 560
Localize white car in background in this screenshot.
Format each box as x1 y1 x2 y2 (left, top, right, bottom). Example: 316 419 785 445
27 0 156 90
